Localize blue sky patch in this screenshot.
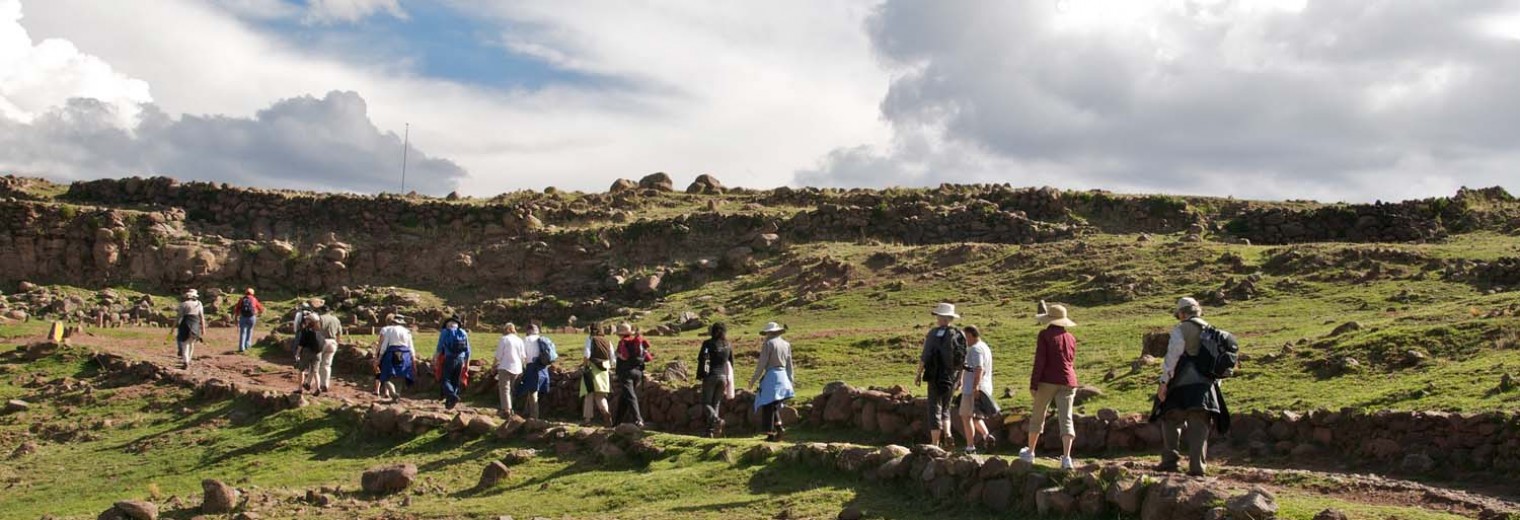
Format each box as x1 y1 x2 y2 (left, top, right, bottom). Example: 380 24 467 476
248 1 612 91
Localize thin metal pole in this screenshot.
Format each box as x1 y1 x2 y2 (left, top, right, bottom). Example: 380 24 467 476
400 123 410 193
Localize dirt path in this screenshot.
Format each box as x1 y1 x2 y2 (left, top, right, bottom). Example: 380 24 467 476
72 326 1520 519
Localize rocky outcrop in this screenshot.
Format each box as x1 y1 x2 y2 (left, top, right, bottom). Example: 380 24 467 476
686 174 725 194
637 173 674 192
360 464 417 495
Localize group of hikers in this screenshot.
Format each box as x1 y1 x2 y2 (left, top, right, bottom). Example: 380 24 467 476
171 288 1229 475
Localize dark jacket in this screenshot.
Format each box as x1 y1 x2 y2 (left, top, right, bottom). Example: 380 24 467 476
921 326 966 388
697 338 733 380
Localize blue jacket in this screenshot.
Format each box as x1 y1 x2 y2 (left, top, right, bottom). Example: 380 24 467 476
436 327 471 359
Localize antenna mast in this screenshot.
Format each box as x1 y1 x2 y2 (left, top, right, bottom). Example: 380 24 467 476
400 123 410 193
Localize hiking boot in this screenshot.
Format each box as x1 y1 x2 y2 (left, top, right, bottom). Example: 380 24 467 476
963 446 979 455
714 418 726 438
1018 447 1035 464
1187 466 1207 478
983 435 998 452
1060 456 1075 470
302 382 312 391
764 433 778 442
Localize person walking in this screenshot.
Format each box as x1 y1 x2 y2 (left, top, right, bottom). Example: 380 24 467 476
749 322 794 442
376 314 416 403
697 322 735 437
516 324 557 419
959 325 999 453
175 289 206 369
435 315 471 410
230 288 264 353
581 325 614 426
313 299 343 395
1021 301 1080 469
916 303 966 448
1153 297 1232 477
494 323 526 417
613 323 654 427
295 313 324 393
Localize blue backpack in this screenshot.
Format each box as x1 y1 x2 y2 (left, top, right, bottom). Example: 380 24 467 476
536 337 559 365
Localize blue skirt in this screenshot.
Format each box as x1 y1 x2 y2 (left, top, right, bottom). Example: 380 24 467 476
753 366 794 410
379 346 415 385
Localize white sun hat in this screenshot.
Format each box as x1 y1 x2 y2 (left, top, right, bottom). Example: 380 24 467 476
931 302 960 318
758 322 787 335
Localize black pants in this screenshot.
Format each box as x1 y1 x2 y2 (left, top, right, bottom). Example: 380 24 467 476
761 400 788 433
614 370 644 425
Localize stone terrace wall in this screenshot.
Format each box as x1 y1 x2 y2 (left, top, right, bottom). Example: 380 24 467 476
1229 187 1519 245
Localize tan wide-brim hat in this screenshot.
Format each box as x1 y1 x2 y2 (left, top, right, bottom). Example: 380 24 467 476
183 289 199 300
758 322 787 335
245 288 256 295
615 322 634 336
1037 304 1077 328
1175 297 1201 314
931 302 960 318
308 298 325 308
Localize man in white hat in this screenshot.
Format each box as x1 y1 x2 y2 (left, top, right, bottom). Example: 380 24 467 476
1153 297 1229 477
749 321 794 441
175 289 206 369
916 303 967 448
375 314 416 402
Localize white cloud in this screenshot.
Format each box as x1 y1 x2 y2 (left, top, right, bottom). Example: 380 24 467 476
16 0 891 195
302 0 405 24
801 0 1520 202
0 91 466 194
0 0 149 126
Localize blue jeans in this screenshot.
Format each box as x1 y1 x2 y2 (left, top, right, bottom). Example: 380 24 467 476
441 355 466 407
237 316 256 352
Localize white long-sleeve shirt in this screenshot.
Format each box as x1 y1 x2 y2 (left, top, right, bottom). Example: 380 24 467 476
1160 319 1207 385
495 333 526 374
524 334 543 363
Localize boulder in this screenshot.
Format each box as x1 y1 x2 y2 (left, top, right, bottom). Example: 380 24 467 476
112 500 158 520
1401 453 1435 474
10 440 39 458
1226 487 1277 520
686 174 725 194
638 173 674 191
609 179 637 193
1329 321 1362 336
836 506 863 520
1036 487 1076 516
360 463 417 495
981 478 1014 511
3 399 29 414
1312 509 1349 520
1106 478 1145 514
200 479 238 514
1074 385 1104 405
479 461 511 488
634 274 662 296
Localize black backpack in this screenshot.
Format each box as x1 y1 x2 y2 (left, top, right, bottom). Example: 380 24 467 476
925 327 967 382
1187 318 1239 379
239 297 255 317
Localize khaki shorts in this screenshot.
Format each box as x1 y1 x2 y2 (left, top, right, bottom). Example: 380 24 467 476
958 390 1000 418
1030 383 1076 437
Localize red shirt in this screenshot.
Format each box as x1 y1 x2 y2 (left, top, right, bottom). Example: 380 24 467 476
234 295 265 316
1031 326 1078 389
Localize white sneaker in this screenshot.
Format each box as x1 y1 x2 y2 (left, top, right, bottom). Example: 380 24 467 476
1060 456 1075 470
1018 447 1035 464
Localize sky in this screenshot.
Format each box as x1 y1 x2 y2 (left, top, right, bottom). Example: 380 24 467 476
2 0 1518 201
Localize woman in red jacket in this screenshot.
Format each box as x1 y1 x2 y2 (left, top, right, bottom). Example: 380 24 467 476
1020 301 1079 470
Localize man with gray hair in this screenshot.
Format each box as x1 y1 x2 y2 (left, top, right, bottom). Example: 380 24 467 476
1154 297 1229 477
494 323 526 417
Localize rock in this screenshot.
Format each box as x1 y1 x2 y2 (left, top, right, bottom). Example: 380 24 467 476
3 399 29 414
823 385 855 423
1329 321 1362 336
1079 489 1105 516
200 479 238 514
634 274 662 296
1073 385 1104 405
613 423 644 440
610 179 637 193
686 174 725 194
10 440 38 458
1226 487 1277 520
479 461 511 488
1036 487 1076 515
1107 478 1145 514
113 500 158 520
360 463 417 495
18 281 38 292
638 172 674 191
467 415 500 436
836 506 863 520
751 233 782 252
1312 509 1349 520
1401 453 1435 474
1500 373 1515 392
981 478 1014 511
